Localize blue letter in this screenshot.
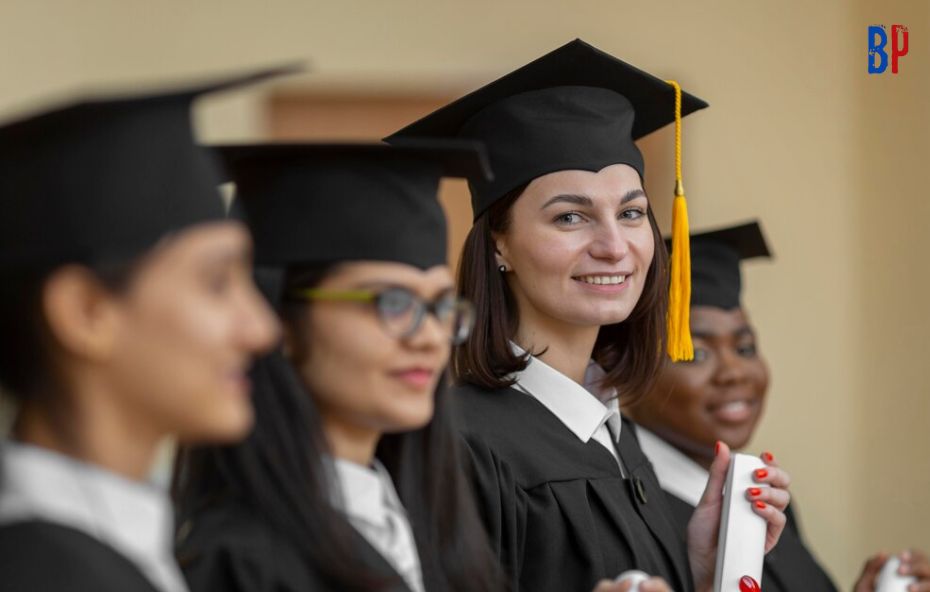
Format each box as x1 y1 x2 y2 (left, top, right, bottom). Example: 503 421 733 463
868 25 888 74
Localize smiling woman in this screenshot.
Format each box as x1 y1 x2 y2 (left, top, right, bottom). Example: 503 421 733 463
386 39 792 592
173 141 505 592
628 220 930 592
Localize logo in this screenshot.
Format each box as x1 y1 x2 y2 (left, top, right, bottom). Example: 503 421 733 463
868 24 909 74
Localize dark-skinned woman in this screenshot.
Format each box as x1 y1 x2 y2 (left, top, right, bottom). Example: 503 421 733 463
626 220 930 592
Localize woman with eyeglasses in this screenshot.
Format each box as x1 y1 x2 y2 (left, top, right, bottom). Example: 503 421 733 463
174 142 509 592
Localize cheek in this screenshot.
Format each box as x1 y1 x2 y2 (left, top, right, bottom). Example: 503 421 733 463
663 366 716 419
748 359 770 399
111 292 250 439
298 309 395 411
508 230 587 303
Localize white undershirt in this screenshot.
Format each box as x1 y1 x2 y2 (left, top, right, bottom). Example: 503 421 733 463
510 344 625 474
635 427 710 507
0 440 188 592
331 458 425 592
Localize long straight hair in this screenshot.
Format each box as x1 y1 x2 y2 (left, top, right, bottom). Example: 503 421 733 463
453 183 669 403
174 263 503 592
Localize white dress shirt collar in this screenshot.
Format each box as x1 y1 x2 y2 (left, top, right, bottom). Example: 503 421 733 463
332 457 425 592
635 427 709 506
332 457 401 530
510 343 622 444
0 440 188 592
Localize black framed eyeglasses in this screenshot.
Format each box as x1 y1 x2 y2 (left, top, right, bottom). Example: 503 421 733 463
289 286 475 345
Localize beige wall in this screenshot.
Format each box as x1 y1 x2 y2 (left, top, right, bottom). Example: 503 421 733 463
1 0 927 587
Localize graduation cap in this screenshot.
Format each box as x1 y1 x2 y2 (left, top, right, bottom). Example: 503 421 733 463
0 64 300 271
386 38 707 360
218 140 492 272
665 221 772 310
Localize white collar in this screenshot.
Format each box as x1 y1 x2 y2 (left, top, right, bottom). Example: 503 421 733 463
332 457 404 530
510 343 621 444
0 440 186 592
635 427 709 506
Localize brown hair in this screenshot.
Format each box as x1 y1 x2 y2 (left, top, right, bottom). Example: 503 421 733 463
453 184 669 404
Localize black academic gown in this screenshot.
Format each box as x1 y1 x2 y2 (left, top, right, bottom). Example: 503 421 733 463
454 383 694 592
177 500 416 592
663 492 838 592
0 520 161 592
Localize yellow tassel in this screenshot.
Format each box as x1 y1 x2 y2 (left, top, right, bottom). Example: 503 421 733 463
665 81 693 362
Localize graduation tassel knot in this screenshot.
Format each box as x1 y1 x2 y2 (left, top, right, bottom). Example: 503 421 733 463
665 80 694 362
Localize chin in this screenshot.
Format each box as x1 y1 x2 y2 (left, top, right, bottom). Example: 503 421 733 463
566 305 635 327
718 426 755 451
381 402 435 433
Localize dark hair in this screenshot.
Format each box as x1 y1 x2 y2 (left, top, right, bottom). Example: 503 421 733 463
175 263 503 592
454 183 669 404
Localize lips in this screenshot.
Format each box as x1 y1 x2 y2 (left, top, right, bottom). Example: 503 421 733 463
390 368 437 390
708 398 757 424
226 368 252 396
574 274 627 285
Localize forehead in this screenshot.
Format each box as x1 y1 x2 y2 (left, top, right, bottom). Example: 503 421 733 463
521 163 645 202
690 306 752 336
325 260 453 290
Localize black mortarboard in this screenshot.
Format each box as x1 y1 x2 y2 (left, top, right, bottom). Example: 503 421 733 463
219 140 492 271
665 221 772 310
386 38 708 361
0 65 299 270
385 38 707 219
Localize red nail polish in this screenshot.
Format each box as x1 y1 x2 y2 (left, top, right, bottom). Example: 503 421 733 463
739 576 761 592
755 468 768 480
715 441 721 455
762 451 774 463
749 487 762 497
754 500 767 510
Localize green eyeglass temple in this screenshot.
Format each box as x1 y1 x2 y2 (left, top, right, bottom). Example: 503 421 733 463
290 288 377 302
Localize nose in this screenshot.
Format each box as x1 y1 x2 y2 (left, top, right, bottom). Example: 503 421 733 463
403 308 448 353
588 219 630 262
238 282 282 354
714 347 750 386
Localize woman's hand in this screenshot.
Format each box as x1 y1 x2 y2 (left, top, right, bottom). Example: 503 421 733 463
591 577 673 592
685 442 791 592
854 549 930 592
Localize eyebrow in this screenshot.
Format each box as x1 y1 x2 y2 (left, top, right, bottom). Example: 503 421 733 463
540 189 647 210
691 325 755 340
352 280 455 299
200 244 253 269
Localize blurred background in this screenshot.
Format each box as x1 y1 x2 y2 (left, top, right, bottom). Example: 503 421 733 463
0 0 926 587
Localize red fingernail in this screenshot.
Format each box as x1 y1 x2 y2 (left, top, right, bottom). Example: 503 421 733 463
749 487 762 497
762 451 774 463
715 441 721 455
755 468 768 480
754 500 767 510
739 576 761 592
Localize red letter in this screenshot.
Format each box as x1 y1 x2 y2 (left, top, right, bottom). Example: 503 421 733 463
892 25 909 73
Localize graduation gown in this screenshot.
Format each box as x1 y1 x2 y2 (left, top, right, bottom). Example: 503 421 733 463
635 427 838 592
664 493 838 592
0 520 160 592
0 440 188 592
178 500 416 592
454 383 693 592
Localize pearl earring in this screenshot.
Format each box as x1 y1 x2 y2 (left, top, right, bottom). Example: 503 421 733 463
498 265 507 273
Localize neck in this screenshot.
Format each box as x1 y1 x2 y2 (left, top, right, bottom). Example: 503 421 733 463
13 380 164 481
684 447 714 471
322 414 381 467
513 305 600 385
